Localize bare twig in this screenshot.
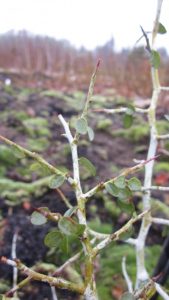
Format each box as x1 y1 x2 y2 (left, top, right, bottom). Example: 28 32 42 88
160 86 169 91
88 228 136 245
92 210 148 257
82 60 100 118
152 217 169 226
84 156 158 200
155 283 169 300
156 134 169 139
142 186 169 192
93 107 148 114
158 148 169 156
5 277 32 297
134 279 156 299
51 286 58 300
11 230 19 298
55 188 72 209
140 26 151 53
122 257 133 293
53 252 81 276
0 135 73 184
135 0 163 288
0 257 84 294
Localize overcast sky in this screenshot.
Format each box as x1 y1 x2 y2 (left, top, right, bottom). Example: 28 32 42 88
0 0 169 51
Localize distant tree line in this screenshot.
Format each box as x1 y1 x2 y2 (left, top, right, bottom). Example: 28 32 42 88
0 30 169 97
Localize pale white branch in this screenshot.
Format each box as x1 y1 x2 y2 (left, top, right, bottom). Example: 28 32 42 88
58 114 81 189
94 107 148 114
88 228 136 245
160 86 169 91
11 231 18 291
1 257 17 267
156 134 169 140
158 148 169 157
92 210 148 256
155 283 169 300
88 229 109 240
122 257 133 293
152 217 169 226
53 252 81 275
84 157 157 200
142 186 169 192
58 114 86 226
51 286 58 300
126 238 138 246
135 0 163 288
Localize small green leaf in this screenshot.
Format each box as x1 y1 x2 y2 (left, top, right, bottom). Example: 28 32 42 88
128 177 142 191
79 157 96 176
30 211 47 225
114 176 126 189
123 114 133 128
60 235 69 253
75 117 88 134
118 200 135 215
151 50 160 69
44 229 64 248
64 206 77 217
30 163 52 176
87 126 95 141
118 187 132 201
158 22 167 34
120 292 135 300
58 217 85 237
105 182 119 197
49 175 65 189
29 162 41 171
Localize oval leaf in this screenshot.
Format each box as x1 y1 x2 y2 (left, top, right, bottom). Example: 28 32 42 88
105 182 119 197
87 126 95 141
44 230 64 248
49 175 65 189
123 114 133 128
30 162 41 172
58 217 85 237
120 292 135 300
75 117 88 134
114 176 126 189
118 187 132 201
79 157 96 176
158 22 167 34
30 211 47 225
118 200 135 215
128 177 142 191
151 50 160 69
